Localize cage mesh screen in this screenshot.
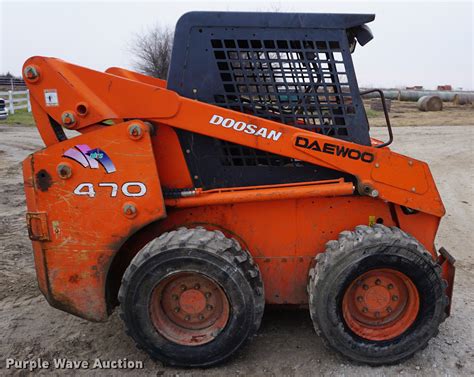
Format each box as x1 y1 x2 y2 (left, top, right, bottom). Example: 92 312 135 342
209 38 355 167
167 12 373 189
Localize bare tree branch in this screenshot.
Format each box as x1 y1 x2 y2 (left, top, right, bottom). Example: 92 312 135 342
130 25 173 79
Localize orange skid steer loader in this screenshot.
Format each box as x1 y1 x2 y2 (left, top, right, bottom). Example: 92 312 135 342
22 12 455 367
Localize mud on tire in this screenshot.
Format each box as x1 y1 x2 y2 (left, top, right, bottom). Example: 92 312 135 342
118 227 265 367
308 224 448 365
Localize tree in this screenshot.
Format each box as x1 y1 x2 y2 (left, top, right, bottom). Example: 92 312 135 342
130 25 173 79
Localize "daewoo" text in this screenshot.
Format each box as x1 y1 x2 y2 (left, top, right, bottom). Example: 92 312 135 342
295 136 375 163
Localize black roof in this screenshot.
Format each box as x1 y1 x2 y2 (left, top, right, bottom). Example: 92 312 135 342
176 11 375 31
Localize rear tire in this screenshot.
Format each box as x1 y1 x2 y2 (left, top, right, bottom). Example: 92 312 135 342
119 227 265 367
308 224 447 365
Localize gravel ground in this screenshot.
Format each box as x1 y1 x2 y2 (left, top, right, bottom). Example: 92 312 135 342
0 124 473 376
366 100 474 127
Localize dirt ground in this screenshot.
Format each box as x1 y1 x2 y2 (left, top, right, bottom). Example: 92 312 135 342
0 121 473 376
365 100 474 127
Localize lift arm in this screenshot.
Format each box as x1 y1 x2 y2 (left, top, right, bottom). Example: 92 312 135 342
23 57 445 217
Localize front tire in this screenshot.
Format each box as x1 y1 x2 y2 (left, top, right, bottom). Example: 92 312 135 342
308 224 447 365
119 227 265 367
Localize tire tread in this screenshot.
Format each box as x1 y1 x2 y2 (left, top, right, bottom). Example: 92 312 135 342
307 224 448 365
118 227 265 366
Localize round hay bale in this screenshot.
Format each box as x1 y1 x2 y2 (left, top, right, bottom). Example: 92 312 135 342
453 94 473 105
417 96 443 111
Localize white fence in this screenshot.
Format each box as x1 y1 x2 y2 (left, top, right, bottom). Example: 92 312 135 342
0 90 31 114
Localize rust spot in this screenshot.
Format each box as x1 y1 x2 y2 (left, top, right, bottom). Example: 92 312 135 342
36 169 52 191
90 264 100 279
69 274 80 284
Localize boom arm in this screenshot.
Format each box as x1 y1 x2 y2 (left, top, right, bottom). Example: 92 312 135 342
23 57 444 217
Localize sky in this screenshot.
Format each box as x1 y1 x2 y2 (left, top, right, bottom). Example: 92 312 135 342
0 0 472 90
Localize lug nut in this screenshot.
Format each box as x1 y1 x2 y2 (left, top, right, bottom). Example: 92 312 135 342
205 292 212 298
172 294 178 300
356 296 363 302
363 284 369 290
206 305 213 311
194 283 200 290
185 315 191 321
387 284 394 290
375 279 381 285
174 307 180 313
180 285 186 291
387 306 393 313
392 295 399 302
362 307 368 313
199 314 205 320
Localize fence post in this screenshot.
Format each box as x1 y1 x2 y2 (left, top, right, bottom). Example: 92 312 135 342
27 90 31 112
8 90 14 114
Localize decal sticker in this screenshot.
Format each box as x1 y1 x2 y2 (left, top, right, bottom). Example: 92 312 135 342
44 89 59 107
63 144 116 173
210 114 282 141
294 136 375 164
73 182 147 198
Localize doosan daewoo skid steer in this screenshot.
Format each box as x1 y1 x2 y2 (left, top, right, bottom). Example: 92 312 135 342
22 11 455 367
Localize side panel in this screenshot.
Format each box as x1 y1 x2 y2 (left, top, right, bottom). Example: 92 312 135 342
152 124 194 190
146 197 439 305
23 121 166 321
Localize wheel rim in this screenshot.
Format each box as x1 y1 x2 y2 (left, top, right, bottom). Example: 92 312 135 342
342 268 420 341
149 272 230 346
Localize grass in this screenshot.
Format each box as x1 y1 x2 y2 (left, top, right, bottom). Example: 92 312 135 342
0 109 35 126
365 108 382 118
